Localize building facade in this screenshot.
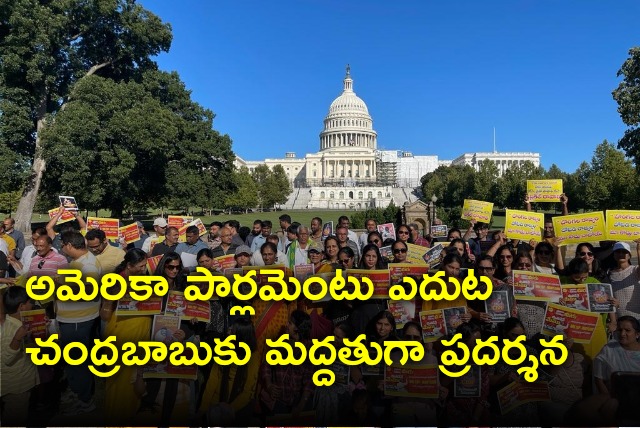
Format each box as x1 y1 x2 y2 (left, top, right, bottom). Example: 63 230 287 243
234 67 542 209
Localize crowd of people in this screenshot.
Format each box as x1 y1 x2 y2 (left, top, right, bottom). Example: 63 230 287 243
1 202 640 426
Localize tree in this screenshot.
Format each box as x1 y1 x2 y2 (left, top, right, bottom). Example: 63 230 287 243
613 47 640 170
225 167 258 213
1 0 172 231
564 161 590 212
420 165 475 209
473 159 499 201
38 71 235 217
494 161 544 209
267 165 292 208
583 141 637 210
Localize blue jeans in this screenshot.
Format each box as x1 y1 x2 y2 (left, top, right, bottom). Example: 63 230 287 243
58 319 97 403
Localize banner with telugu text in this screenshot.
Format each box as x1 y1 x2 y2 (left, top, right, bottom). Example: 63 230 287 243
461 199 493 223
504 209 543 241
526 179 563 202
119 222 141 244
48 207 75 225
384 364 439 398
606 209 640 240
552 212 606 245
542 303 599 343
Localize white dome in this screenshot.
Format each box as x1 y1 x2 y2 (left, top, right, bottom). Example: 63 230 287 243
329 92 369 115
319 66 377 152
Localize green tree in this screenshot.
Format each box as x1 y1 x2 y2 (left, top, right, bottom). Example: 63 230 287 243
583 141 637 210
613 47 640 170
473 159 499 201
1 0 172 231
494 161 545 209
564 161 590 212
420 165 476 209
267 165 292 208
252 164 271 211
225 167 258 213
38 71 235 217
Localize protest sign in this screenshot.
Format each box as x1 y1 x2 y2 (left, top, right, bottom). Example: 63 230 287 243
443 306 467 335
119 222 141 244
378 223 396 241
116 293 163 316
146 254 163 274
86 217 120 241
542 303 600 343
504 209 544 241
512 270 562 302
380 245 393 262
561 284 588 311
387 300 416 329
430 224 448 238
294 263 315 282
145 315 198 380
605 209 640 240
422 243 445 268
164 290 211 322
526 179 563 203
347 269 390 298
388 263 429 286
552 212 606 245
48 207 76 225
59 195 79 211
384 364 439 398
497 381 550 414
321 222 333 240
586 283 614 313
484 290 511 323
419 310 446 342
461 199 493 223
21 309 48 340
212 254 236 272
454 365 481 398
406 243 429 265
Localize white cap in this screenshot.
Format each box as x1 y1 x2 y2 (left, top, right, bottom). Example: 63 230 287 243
612 241 631 253
153 217 168 228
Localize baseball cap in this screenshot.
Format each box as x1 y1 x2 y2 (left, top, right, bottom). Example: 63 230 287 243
612 242 631 254
307 240 324 253
153 218 168 228
135 221 144 228
235 245 252 257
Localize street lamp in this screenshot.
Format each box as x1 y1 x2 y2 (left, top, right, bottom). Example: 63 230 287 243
431 195 437 224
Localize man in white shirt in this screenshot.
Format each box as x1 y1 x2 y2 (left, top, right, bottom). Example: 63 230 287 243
338 215 358 244
358 218 377 249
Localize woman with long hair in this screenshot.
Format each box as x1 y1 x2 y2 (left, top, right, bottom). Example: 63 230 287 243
337 246 356 269
259 310 314 417
448 238 475 268
359 243 387 270
493 245 516 282
391 240 409 264
366 231 384 248
103 249 152 424
199 317 259 425
555 242 605 281
594 315 640 395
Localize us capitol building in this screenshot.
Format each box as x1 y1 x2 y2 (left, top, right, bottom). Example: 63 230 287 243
235 66 540 210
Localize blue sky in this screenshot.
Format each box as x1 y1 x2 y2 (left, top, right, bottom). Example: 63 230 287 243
140 0 639 172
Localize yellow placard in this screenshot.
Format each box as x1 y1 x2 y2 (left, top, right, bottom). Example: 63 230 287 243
504 209 543 241
406 243 428 265
606 210 640 240
461 199 494 223
527 179 563 203
47 208 76 225
552 212 606 245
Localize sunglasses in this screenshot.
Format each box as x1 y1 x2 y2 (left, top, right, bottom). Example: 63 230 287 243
339 259 351 264
398 231 409 235
578 251 593 257
165 264 181 271
308 250 321 255
537 250 552 255
518 263 532 268
370 239 380 244
499 255 512 259
38 259 46 269
404 334 422 340
393 248 408 254
477 266 494 271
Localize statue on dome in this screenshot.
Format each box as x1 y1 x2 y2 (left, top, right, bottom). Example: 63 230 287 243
346 64 351 76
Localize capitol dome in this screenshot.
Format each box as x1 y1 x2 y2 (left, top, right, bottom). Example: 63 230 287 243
319 65 377 152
